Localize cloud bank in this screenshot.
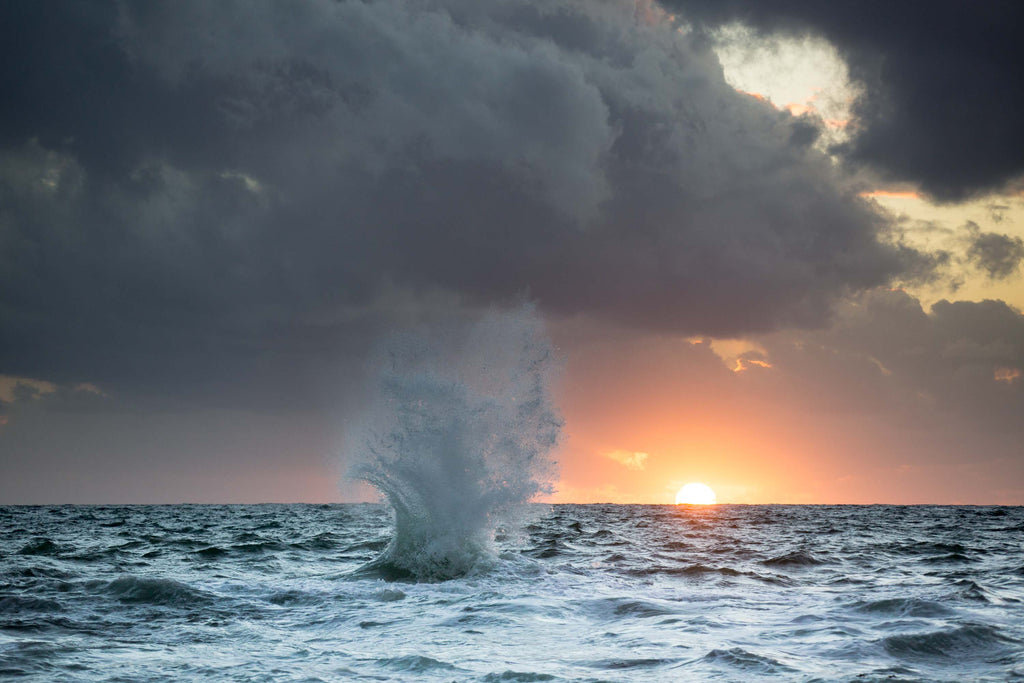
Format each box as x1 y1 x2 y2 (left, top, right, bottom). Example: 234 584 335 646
0 0 920 405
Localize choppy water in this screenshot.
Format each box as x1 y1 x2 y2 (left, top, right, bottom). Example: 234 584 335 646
2 504 1022 682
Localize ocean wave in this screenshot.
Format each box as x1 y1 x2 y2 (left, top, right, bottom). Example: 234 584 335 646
660 540 689 552
372 588 406 602
2 503 1022 682
0 595 64 613
890 541 970 556
522 539 572 559
590 657 678 670
481 670 557 682
8 566 74 579
289 532 341 551
921 552 975 564
580 597 677 620
850 597 956 618
761 550 826 567
881 623 1017 661
693 564 792 585
379 654 459 673
848 665 928 682
266 590 324 606
17 538 61 556
230 541 287 553
701 647 795 673
951 579 991 602
104 576 213 606
621 563 781 583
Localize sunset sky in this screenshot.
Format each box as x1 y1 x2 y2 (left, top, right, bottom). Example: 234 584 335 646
2 0 1022 504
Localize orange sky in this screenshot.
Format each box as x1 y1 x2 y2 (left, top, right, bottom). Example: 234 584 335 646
540 316 1024 506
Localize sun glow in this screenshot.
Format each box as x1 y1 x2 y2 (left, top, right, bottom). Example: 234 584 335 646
675 482 717 505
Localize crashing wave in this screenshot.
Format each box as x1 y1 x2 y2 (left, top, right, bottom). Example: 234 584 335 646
347 305 562 581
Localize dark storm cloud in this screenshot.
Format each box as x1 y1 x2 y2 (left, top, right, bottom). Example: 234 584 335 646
964 223 1024 280
0 0 917 404
660 0 1024 201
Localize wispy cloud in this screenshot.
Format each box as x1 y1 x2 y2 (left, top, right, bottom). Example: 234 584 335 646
604 450 649 470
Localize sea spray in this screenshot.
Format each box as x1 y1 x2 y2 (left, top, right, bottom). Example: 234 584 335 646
347 306 562 580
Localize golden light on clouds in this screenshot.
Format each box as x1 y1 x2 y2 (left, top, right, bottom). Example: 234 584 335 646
0 375 56 402
994 367 1021 384
711 24 859 150
860 190 923 200
733 357 772 373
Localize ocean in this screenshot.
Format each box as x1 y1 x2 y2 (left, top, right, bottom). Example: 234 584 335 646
2 503 1022 682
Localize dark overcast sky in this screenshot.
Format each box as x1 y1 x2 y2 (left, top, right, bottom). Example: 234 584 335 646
660 0 1024 202
1 0 1022 503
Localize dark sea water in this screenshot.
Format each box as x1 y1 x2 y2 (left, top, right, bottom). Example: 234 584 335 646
1 504 1022 682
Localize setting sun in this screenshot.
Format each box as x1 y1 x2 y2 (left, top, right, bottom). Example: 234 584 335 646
675 482 717 505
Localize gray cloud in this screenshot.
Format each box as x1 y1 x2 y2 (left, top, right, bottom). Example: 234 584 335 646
660 0 1024 202
0 0 920 407
756 289 1024 430
965 224 1024 280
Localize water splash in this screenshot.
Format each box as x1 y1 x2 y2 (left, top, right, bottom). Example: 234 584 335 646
347 306 562 581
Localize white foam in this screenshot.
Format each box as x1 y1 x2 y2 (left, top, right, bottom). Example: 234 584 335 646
347 305 562 580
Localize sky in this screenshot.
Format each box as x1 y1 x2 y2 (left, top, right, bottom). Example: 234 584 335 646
1 0 1023 504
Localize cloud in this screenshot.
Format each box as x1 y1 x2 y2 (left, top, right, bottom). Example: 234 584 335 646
0 0 923 407
755 289 1024 429
605 450 650 470
965 224 1024 279
0 375 112 429
661 0 1024 201
554 288 1024 502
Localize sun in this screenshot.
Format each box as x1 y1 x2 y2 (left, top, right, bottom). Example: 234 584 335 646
675 482 717 505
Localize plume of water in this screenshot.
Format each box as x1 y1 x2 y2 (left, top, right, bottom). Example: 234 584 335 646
347 305 562 581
